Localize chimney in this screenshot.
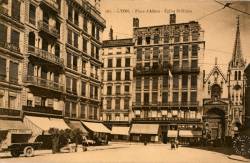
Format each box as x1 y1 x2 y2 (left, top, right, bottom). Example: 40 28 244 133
133 18 139 28
109 27 113 40
170 13 176 24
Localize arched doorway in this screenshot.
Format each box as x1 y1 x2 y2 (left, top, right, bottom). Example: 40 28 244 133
211 84 221 101
205 108 225 140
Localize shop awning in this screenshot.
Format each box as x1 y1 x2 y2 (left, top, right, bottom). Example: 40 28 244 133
168 130 178 137
67 120 88 135
0 119 31 134
111 126 129 136
24 116 69 135
130 124 159 135
81 121 111 133
179 130 202 137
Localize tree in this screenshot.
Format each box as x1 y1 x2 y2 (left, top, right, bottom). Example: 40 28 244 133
48 128 60 154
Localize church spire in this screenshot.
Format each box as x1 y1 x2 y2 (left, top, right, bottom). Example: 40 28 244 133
229 16 245 68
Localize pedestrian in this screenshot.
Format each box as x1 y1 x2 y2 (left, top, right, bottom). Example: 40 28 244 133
175 138 179 149
171 140 175 150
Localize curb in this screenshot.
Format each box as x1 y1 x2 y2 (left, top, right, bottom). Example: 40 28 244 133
228 155 250 162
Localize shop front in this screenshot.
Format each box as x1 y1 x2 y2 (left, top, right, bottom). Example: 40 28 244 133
178 130 202 145
0 119 32 150
111 126 130 141
130 124 159 142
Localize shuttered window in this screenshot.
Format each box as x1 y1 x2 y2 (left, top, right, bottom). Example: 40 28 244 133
11 29 20 47
0 57 6 81
0 24 7 43
9 61 18 83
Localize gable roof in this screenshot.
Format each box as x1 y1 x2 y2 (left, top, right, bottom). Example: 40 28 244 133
204 65 227 83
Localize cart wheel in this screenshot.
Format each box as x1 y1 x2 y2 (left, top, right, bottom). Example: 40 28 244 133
24 146 34 157
11 151 20 157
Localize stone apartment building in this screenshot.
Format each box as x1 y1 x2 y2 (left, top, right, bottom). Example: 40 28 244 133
131 14 206 143
0 0 107 145
101 29 134 129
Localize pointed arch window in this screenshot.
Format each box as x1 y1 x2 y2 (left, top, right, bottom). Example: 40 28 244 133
238 71 241 80
234 71 237 80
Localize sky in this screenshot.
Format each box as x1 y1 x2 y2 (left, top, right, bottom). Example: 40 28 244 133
100 0 250 73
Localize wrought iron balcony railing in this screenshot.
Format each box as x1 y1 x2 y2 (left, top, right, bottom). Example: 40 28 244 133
25 75 64 92
132 117 201 123
132 101 199 107
22 105 62 115
38 21 59 38
0 41 20 53
172 66 200 73
0 107 21 117
28 45 64 66
41 0 59 12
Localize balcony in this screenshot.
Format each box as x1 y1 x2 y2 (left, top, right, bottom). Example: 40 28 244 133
28 45 64 67
38 21 59 38
172 66 200 74
0 108 21 117
0 41 20 53
133 66 169 76
22 105 62 116
25 76 64 92
132 101 199 108
40 0 59 12
0 6 8 15
132 117 201 123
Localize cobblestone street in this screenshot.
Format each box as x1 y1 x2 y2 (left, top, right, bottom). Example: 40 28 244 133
0 143 246 163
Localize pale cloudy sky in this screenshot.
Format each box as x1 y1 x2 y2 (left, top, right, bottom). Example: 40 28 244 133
100 0 250 73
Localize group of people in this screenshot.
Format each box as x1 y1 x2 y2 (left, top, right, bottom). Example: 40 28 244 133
170 138 179 150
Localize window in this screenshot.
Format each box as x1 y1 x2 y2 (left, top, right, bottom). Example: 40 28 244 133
144 77 149 89
92 23 96 37
96 27 100 40
81 81 86 96
106 99 111 110
83 16 88 31
9 61 18 83
12 0 20 21
107 71 112 81
192 44 198 57
106 113 111 121
124 85 130 93
163 46 169 60
192 31 199 41
124 98 129 110
116 48 121 54
65 101 70 117
173 75 179 89
182 75 188 89
154 34 159 44
29 4 36 25
66 77 71 92
136 93 141 104
80 104 86 118
191 60 198 68
153 47 159 59
136 77 141 90
182 92 188 102
125 58 130 67
73 55 78 71
144 93 149 104
0 24 7 42
0 57 6 81
145 48 150 60
125 47 130 53
108 59 112 68
11 30 20 48
163 76 168 89
125 71 130 80
82 38 87 52
116 58 121 67
74 10 79 25
74 32 78 48
116 71 121 80
137 36 142 45
68 6 73 21
191 75 197 89
174 33 180 42
162 92 168 104
82 60 86 73
234 71 237 80
8 96 16 109
67 53 72 68
116 85 120 95
94 86 98 99
182 60 189 69
67 29 72 45
182 45 189 58
72 78 77 94
152 92 157 104
137 48 142 60
115 98 120 110
183 32 189 42
107 86 112 95
190 92 197 102
238 71 241 80
173 61 179 69
27 100 32 107
152 77 158 90
173 92 179 103
71 102 76 118
146 36 151 44
174 46 179 59
164 33 169 43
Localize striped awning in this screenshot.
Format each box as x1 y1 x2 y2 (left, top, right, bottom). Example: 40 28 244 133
168 130 178 137
179 130 202 137
0 119 31 134
111 126 129 136
130 124 159 135
81 121 111 133
67 120 88 135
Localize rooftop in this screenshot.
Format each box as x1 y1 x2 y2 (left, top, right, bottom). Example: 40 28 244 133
103 38 134 48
